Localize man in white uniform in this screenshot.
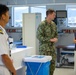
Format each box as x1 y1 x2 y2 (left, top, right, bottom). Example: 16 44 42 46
0 4 16 75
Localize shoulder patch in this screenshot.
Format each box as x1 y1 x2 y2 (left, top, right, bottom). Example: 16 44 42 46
0 29 3 34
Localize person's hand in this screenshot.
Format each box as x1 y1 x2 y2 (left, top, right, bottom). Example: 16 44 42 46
50 38 58 43
74 39 76 43
12 71 16 75
13 73 16 75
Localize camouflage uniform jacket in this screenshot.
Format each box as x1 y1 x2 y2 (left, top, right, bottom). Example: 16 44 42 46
36 20 58 53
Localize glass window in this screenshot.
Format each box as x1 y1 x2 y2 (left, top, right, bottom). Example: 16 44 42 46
66 5 76 27
13 6 46 27
31 6 46 21
13 7 29 27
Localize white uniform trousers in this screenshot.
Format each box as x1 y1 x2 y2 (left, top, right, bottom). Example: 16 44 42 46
0 66 11 75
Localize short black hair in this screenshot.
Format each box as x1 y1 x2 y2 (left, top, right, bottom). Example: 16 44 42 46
46 9 55 16
0 4 9 18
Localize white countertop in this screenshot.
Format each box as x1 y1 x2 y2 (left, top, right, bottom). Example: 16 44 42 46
11 47 33 70
11 47 33 54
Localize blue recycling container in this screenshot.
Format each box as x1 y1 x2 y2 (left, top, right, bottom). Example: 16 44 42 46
25 61 50 75
23 55 52 75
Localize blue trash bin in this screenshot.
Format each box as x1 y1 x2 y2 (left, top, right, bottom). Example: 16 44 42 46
23 55 52 75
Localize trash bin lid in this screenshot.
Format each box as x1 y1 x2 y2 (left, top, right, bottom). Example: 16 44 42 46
23 55 52 63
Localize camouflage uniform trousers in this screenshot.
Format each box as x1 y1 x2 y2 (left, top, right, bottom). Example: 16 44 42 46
39 50 56 75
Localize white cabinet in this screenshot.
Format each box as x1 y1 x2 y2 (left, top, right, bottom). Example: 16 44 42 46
22 13 41 54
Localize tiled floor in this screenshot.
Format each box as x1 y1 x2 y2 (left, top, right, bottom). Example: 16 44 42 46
54 68 74 75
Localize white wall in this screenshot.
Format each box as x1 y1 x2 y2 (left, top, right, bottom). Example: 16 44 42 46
55 0 76 3
0 0 76 5
46 5 66 10
0 0 53 5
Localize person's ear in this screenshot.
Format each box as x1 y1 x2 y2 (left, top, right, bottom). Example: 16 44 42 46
2 14 5 20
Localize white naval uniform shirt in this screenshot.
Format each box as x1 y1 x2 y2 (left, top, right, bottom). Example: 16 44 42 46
0 25 10 65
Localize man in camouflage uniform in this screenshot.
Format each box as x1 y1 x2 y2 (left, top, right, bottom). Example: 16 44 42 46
36 9 58 75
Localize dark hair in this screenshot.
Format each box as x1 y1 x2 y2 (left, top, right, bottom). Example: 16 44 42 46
46 9 55 16
0 4 9 18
